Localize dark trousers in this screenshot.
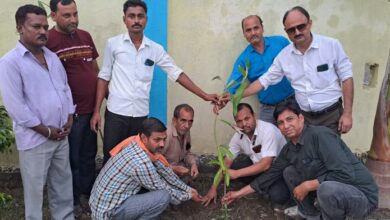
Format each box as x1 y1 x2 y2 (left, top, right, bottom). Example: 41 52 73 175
68 113 97 205
302 103 343 135
103 109 147 164
231 155 291 205
283 166 320 217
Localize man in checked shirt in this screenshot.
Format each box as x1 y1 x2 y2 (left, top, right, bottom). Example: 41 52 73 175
89 117 204 220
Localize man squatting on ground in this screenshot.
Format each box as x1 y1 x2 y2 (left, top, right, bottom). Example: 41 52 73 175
222 100 378 219
89 118 204 220
162 104 200 179
203 103 290 208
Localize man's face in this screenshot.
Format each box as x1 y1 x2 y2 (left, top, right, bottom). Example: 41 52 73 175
18 13 49 48
284 10 312 46
142 131 167 154
51 1 78 34
173 109 194 135
123 6 147 35
234 107 256 136
276 110 304 142
242 16 264 46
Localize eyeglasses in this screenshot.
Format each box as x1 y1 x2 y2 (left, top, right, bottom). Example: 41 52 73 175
285 23 308 35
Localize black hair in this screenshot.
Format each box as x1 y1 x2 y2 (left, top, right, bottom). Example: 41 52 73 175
241 15 263 31
123 0 147 14
15 4 47 26
49 0 75 12
173 104 194 119
140 117 166 137
236 103 254 115
282 6 310 25
273 99 301 121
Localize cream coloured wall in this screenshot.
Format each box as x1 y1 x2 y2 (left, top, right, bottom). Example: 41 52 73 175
167 0 390 155
0 0 389 166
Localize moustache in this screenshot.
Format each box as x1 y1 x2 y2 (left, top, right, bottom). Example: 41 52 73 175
132 23 142 28
38 35 47 41
294 34 303 39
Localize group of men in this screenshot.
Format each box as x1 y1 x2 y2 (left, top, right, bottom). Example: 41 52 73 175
0 0 378 220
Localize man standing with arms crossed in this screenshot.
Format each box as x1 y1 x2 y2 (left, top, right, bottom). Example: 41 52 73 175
47 0 99 216
0 5 74 219
227 15 294 124
91 0 218 164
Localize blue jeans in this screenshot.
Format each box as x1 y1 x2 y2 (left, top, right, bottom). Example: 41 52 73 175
112 190 171 220
317 181 376 220
68 113 97 204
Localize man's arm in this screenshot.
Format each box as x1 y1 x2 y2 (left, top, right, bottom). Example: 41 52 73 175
339 77 354 133
293 179 320 202
90 78 108 132
229 157 273 179
92 59 100 75
177 73 218 103
222 184 256 205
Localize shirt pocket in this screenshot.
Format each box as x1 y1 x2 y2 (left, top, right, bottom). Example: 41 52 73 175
311 62 337 90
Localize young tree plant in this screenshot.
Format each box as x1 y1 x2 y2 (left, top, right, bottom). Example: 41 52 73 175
209 61 249 219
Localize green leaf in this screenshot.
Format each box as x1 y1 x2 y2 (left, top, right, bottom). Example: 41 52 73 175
231 81 249 116
208 160 220 166
213 169 222 187
217 148 226 171
219 145 234 159
224 172 231 187
219 119 235 129
224 80 238 91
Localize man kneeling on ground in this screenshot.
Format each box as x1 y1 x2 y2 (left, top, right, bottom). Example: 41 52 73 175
203 103 290 207
222 100 378 219
89 117 204 220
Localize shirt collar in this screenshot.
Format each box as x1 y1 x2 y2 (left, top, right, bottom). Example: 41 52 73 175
248 38 269 54
291 33 319 54
123 32 151 49
15 41 49 57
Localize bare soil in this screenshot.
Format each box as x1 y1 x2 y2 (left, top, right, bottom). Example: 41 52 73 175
1 155 390 220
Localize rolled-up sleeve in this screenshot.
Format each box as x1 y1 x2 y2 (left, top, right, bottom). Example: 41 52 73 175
98 39 114 81
333 39 353 82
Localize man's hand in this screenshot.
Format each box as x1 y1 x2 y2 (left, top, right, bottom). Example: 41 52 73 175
228 169 240 180
221 191 240 205
213 93 230 114
90 111 101 133
61 115 73 136
191 188 204 203
202 187 218 206
293 180 319 202
49 127 67 141
190 164 199 179
338 112 352 134
204 93 219 104
172 165 189 176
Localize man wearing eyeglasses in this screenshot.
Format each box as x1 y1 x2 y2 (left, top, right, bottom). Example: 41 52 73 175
225 15 294 125
237 6 354 135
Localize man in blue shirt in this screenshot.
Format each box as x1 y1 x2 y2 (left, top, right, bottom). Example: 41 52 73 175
227 15 294 124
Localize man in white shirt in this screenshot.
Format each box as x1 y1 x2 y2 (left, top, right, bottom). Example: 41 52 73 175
203 103 290 207
237 6 354 135
90 0 218 164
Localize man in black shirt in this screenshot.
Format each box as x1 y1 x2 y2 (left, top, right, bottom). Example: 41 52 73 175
222 100 378 219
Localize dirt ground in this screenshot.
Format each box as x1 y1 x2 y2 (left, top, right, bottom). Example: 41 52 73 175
1 155 390 220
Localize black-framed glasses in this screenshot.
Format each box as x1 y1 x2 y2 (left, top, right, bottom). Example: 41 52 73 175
285 23 308 35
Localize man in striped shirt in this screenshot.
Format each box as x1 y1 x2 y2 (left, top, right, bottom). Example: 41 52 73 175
89 117 203 220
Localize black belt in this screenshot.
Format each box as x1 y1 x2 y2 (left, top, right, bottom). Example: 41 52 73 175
303 98 342 116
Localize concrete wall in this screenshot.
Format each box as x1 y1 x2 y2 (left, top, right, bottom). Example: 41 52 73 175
1 0 389 166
